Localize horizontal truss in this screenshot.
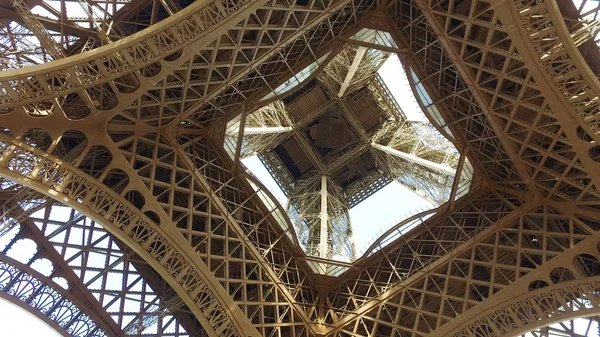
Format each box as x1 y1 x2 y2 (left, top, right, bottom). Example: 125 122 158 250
0 0 600 336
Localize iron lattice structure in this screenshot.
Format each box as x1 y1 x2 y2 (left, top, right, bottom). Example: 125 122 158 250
231 41 466 260
0 0 598 337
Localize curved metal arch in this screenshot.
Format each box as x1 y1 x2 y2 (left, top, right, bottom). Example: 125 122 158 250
449 276 600 337
493 0 600 192
429 211 600 337
0 254 108 337
244 172 301 248
517 316 600 337
531 0 600 138
359 207 438 258
213 31 359 131
254 46 340 109
0 0 264 109
0 134 261 337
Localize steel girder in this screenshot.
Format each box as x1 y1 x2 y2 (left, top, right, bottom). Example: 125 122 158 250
0 0 600 336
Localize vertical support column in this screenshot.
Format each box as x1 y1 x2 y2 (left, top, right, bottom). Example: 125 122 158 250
346 209 356 260
288 174 355 260
448 152 466 209
232 103 247 171
319 175 329 258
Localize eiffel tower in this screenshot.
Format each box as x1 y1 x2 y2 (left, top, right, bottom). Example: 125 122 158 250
0 0 599 336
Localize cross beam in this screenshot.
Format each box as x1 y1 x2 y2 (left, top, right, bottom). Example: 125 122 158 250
371 143 455 176
337 46 367 97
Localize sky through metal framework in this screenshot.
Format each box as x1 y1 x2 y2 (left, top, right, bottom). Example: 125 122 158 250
238 49 465 260
1 0 600 336
226 40 471 261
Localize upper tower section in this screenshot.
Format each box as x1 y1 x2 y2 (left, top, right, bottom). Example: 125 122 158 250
223 28 474 262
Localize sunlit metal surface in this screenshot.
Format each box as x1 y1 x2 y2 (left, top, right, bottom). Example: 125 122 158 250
0 0 599 336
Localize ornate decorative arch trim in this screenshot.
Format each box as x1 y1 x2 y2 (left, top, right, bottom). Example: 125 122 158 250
449 276 600 337
497 0 600 191
0 0 263 108
0 255 107 337
516 0 600 136
0 134 259 337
